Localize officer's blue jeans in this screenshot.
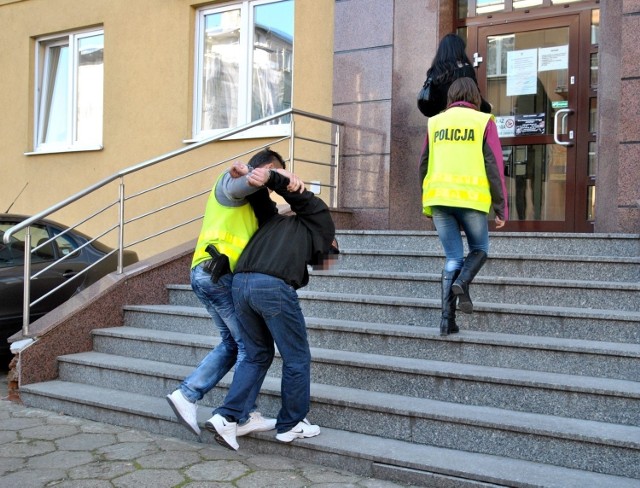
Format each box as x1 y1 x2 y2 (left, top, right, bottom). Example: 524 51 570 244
215 272 311 433
179 266 257 420
431 206 489 272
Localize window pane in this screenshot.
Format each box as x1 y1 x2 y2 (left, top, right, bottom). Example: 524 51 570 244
588 141 596 177
42 45 70 144
591 9 600 44
590 52 598 89
587 185 595 221
457 0 468 19
477 0 505 14
76 34 104 144
514 0 543 9
589 98 597 132
251 0 293 124
201 10 241 131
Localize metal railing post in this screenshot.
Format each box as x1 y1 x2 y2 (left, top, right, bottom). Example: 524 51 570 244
117 180 125 274
22 228 32 336
333 125 341 208
289 115 295 173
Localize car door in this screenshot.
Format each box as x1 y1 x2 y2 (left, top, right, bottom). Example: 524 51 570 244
0 222 79 325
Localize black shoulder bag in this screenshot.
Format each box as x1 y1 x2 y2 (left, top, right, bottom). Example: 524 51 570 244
417 76 433 116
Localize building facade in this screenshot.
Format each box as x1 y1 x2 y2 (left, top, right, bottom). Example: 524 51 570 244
334 0 639 233
1 0 637 245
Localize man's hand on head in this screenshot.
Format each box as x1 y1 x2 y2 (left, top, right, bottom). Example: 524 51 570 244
246 167 271 187
275 169 305 193
229 162 249 178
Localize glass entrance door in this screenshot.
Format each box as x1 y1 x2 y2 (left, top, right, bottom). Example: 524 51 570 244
472 13 594 231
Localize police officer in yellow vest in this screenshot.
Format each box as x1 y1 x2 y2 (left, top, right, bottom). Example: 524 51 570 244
419 78 508 336
167 148 303 436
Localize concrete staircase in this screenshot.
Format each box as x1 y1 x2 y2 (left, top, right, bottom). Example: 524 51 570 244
20 231 640 487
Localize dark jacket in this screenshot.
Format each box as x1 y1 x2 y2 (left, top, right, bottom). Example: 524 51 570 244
236 172 336 289
421 65 491 117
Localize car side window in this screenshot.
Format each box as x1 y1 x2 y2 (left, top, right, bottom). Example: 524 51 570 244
29 226 54 263
0 224 54 265
53 232 78 257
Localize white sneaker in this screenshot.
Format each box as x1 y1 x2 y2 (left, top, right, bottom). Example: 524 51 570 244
236 411 277 437
205 414 239 450
166 390 200 436
275 418 320 443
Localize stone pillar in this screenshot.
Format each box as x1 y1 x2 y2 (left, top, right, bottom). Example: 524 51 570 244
596 0 640 232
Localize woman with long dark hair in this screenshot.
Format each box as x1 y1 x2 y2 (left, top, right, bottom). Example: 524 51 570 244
419 33 491 117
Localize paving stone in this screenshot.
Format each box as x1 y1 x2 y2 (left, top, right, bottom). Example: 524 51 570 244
0 467 66 487
235 470 310 487
244 453 301 470
112 468 185 488
27 449 95 469
304 465 369 483
68 460 137 480
0 439 55 458
52 481 113 488
182 482 234 488
0 416 45 431
116 429 158 443
137 449 201 469
20 424 79 440
97 441 159 460
185 459 250 481
0 430 17 445
0 456 24 475
55 433 118 451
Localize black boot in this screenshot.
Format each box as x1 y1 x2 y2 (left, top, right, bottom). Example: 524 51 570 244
451 250 487 314
440 270 459 336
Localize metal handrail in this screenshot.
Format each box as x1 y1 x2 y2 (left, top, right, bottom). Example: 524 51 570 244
3 107 345 335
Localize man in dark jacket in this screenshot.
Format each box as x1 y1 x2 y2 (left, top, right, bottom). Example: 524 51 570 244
205 167 338 450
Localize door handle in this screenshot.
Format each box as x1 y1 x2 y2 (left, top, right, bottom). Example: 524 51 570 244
62 270 77 279
554 108 574 146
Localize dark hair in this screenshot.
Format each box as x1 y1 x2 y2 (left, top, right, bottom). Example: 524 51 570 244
247 147 286 170
447 77 481 109
427 33 472 85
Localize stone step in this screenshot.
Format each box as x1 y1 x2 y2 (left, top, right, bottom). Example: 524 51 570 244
91 328 640 425
119 306 640 378
337 251 640 282
167 273 640 312
335 230 640 258
161 287 640 344
296 292 640 344
20 380 640 488
43 355 640 479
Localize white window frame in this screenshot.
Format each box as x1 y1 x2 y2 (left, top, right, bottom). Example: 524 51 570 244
31 28 104 155
191 0 293 141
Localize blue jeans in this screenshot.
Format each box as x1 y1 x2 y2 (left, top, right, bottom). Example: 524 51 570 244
431 206 489 272
179 265 256 420
215 272 311 433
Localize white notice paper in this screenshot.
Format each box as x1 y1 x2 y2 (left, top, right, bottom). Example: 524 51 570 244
507 49 538 97
538 45 569 72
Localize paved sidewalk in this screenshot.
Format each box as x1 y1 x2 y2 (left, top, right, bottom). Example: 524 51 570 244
0 397 410 488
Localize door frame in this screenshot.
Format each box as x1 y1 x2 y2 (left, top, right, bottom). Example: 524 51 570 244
463 2 598 232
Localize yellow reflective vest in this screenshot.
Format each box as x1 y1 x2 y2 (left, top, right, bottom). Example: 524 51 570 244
191 173 258 272
422 107 493 217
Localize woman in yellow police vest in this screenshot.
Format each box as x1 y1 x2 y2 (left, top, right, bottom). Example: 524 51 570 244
419 78 508 336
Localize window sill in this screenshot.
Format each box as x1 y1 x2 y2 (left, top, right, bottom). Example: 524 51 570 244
25 145 104 156
184 124 291 144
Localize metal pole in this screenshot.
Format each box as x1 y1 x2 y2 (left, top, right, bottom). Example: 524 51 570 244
289 115 295 173
333 125 341 209
117 181 125 274
22 228 32 336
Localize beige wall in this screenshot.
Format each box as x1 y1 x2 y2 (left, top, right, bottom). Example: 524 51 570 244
0 0 335 259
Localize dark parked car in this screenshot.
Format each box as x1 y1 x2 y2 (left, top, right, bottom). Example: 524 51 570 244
0 214 138 367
